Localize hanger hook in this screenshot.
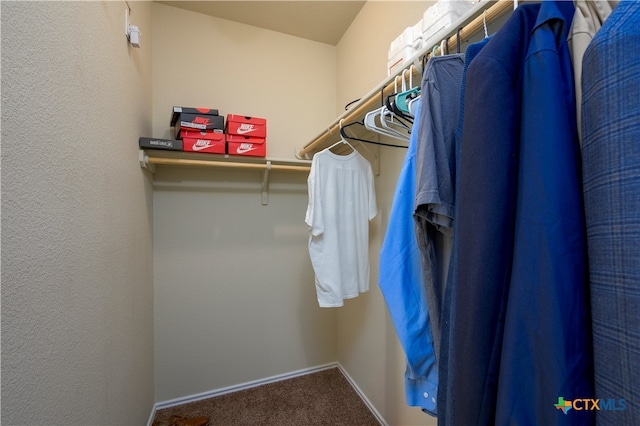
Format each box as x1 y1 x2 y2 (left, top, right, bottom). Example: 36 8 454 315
402 69 410 91
483 10 489 38
431 45 438 58
440 39 447 56
408 64 414 88
456 27 462 53
338 119 348 143
394 75 402 93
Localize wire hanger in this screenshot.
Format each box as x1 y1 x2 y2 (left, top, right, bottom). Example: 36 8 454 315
324 119 356 154
383 103 412 134
339 123 377 160
382 81 413 136
341 121 408 149
386 76 413 126
364 108 406 141
365 82 411 142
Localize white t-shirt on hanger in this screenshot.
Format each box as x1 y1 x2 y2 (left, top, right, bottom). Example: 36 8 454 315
305 149 377 307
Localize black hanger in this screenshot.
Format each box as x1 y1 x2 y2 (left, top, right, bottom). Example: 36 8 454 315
456 28 462 53
385 93 414 127
340 121 408 149
379 86 413 127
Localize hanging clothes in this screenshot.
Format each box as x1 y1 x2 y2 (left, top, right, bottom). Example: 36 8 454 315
379 101 438 416
495 1 594 425
568 0 619 143
305 149 377 307
582 2 640 424
436 34 491 426
438 5 541 425
413 54 464 363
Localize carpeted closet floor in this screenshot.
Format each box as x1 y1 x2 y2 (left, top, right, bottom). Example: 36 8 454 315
153 367 382 426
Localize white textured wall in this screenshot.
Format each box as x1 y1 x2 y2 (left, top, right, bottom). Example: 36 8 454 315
335 2 438 425
151 3 338 402
1 2 155 424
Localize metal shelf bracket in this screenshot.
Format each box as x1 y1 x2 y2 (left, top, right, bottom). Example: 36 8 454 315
261 160 272 205
139 150 156 174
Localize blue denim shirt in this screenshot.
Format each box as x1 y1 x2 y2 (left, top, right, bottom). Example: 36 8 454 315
379 101 438 416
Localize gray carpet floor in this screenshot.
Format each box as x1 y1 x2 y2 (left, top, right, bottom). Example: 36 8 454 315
153 367 381 425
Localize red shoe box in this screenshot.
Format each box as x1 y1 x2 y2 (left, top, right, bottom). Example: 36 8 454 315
227 135 266 157
226 114 267 138
171 107 224 139
226 114 267 157
182 130 226 154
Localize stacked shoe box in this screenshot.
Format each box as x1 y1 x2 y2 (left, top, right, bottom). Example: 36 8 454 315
225 114 267 157
171 106 226 154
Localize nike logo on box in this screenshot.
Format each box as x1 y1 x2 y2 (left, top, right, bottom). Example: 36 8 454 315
236 124 256 134
236 143 256 154
192 140 213 151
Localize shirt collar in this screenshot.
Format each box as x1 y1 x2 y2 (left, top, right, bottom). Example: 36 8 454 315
531 0 575 39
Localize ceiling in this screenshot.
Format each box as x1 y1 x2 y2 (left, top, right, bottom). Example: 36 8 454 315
156 1 367 45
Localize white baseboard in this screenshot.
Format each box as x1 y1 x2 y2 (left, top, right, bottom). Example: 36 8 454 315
335 363 389 426
147 362 387 426
148 363 339 426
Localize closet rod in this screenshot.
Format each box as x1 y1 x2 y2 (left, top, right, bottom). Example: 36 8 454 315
298 0 514 158
147 156 311 173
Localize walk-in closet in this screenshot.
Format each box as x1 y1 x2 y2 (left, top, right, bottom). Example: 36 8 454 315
3 1 638 425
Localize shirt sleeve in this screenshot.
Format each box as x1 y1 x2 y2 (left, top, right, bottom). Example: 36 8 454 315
305 155 324 237
367 161 377 221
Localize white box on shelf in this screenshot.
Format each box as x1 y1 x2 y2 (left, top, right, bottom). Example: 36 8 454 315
412 19 424 52
422 0 475 44
388 23 427 76
387 46 416 76
388 26 415 58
